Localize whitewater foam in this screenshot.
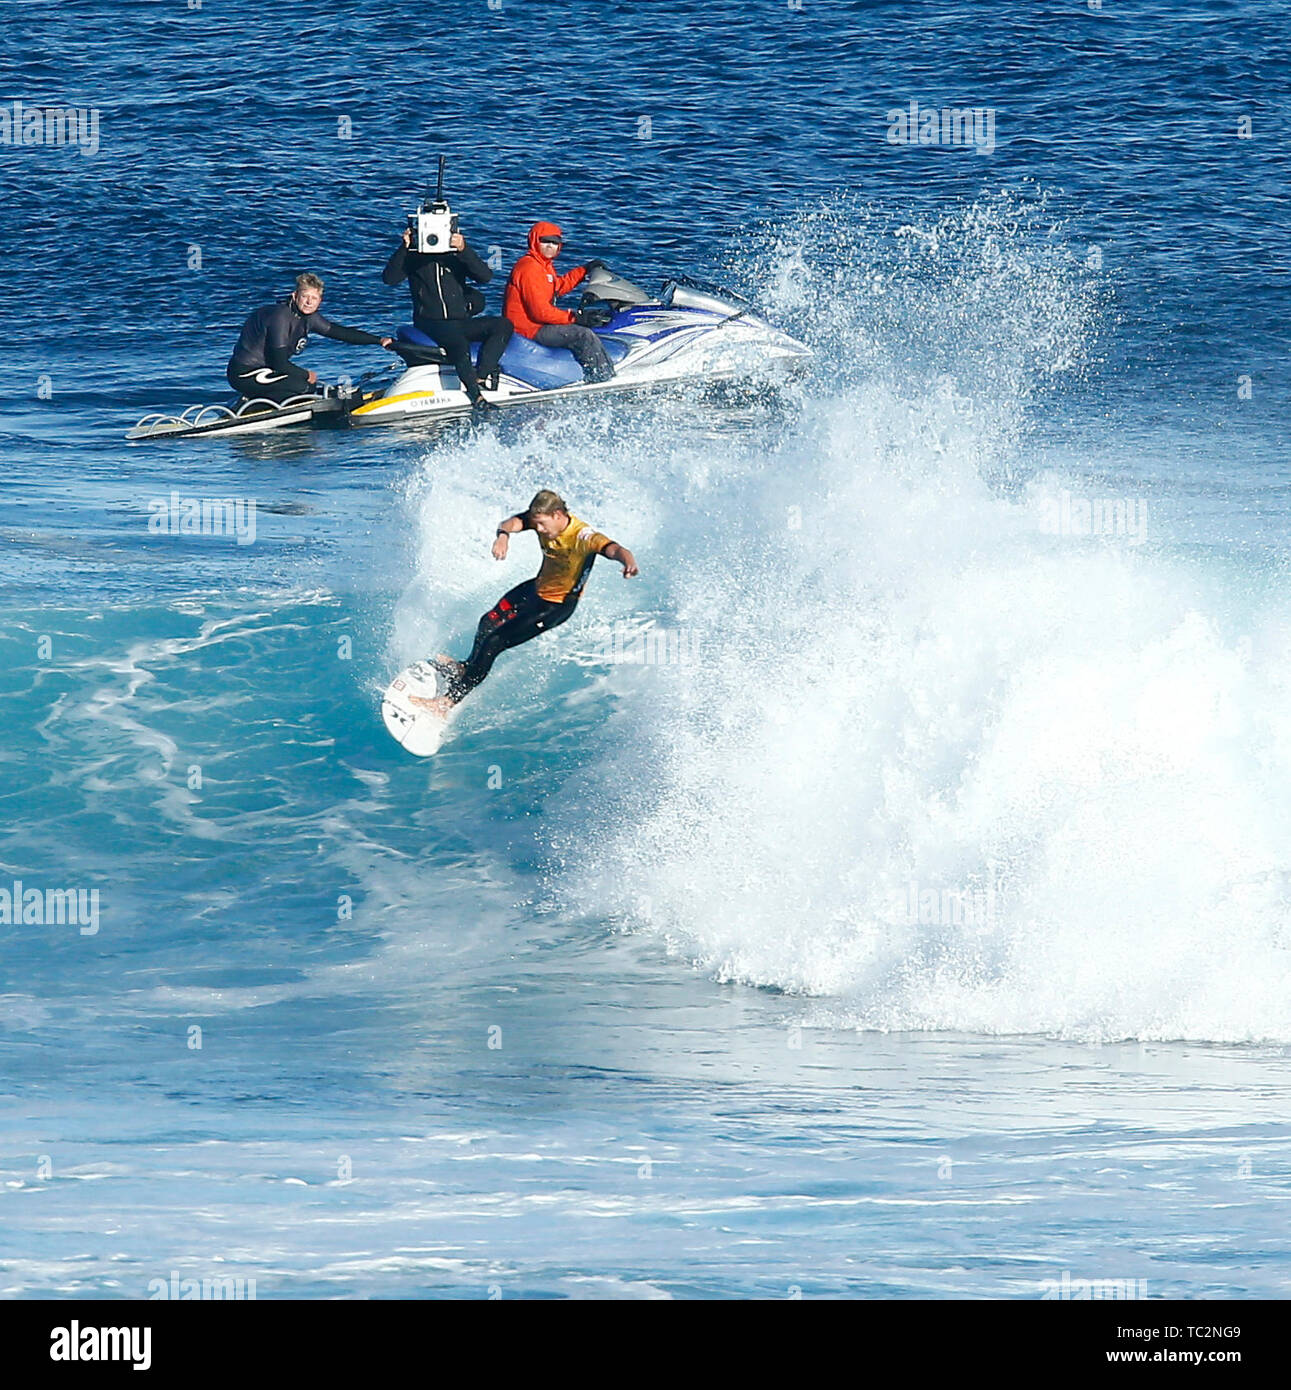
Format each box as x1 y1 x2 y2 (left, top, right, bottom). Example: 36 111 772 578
395 196 1291 1046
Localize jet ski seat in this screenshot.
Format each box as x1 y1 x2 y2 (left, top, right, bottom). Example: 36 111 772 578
397 324 630 391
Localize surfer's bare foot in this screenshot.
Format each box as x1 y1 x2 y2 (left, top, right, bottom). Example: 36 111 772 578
409 693 455 718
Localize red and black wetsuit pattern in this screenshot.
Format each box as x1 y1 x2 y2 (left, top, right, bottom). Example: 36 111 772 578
445 563 593 701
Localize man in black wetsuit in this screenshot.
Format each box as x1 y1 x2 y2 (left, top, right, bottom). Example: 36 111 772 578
381 224 513 411
226 272 394 404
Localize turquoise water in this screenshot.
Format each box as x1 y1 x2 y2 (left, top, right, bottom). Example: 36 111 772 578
2 0 1290 1298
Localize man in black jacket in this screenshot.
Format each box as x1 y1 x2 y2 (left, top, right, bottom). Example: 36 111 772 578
382 225 513 410
226 273 393 403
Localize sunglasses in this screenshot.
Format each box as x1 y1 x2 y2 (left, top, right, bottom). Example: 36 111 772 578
539 237 563 245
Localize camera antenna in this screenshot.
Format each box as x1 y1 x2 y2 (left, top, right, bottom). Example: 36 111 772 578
434 154 446 204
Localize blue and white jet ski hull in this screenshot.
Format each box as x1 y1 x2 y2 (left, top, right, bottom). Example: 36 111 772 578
349 289 810 424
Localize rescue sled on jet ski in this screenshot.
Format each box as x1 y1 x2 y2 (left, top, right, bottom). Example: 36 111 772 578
349 267 811 424
125 389 356 440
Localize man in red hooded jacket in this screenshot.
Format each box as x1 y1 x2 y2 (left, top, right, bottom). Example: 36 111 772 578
504 221 615 383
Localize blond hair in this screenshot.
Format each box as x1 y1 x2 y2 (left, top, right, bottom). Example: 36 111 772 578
528 489 568 516
295 272 325 294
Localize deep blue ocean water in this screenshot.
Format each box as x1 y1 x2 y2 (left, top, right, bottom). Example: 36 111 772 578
2 0 1291 1298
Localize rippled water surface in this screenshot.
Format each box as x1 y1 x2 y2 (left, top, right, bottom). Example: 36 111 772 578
2 0 1290 1298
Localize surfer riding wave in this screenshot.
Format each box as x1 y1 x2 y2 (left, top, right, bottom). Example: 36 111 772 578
413 489 638 718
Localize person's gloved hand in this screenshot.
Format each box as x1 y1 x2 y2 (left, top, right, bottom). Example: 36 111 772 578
582 259 608 275
573 306 614 328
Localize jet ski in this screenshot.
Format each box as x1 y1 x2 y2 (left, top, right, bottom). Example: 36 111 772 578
347 268 811 424
125 269 809 439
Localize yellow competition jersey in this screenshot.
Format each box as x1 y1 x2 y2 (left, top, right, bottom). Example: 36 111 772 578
534 514 610 602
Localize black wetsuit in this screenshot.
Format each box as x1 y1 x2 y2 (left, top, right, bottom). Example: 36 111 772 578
445 557 596 702
226 297 384 403
382 241 513 401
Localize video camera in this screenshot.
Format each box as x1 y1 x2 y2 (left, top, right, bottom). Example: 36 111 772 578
408 155 459 253
409 202 458 253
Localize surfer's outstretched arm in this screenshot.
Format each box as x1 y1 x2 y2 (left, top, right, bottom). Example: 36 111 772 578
600 540 639 577
491 511 531 560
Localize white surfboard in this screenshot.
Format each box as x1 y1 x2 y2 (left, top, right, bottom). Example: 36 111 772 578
381 659 458 756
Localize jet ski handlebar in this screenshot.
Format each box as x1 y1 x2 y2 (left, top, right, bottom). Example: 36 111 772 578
579 267 753 318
